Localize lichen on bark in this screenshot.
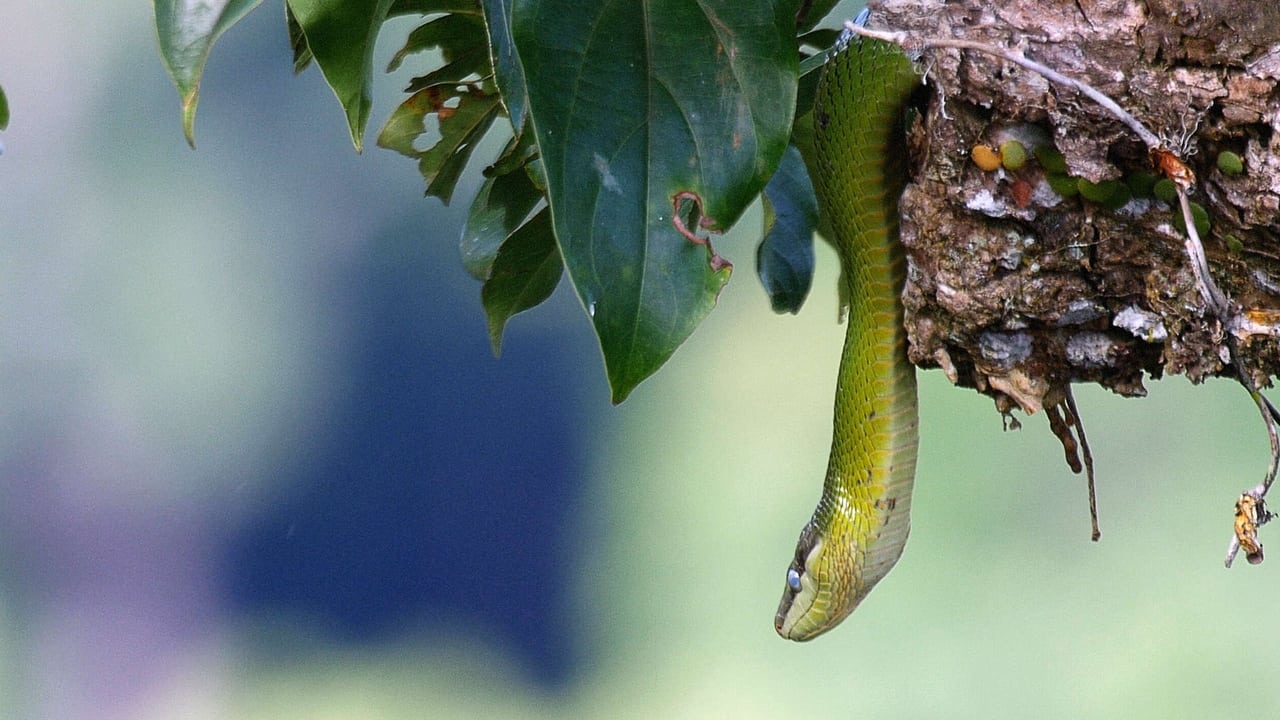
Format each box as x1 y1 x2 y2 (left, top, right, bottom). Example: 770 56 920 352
873 0 1280 413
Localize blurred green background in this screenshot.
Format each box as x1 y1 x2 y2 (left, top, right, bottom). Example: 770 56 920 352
3 2 1279 718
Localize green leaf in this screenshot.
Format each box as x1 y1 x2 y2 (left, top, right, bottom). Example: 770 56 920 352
461 161 544 279
796 0 842 32
0 84 8 131
388 14 489 84
388 0 482 16
798 29 840 51
511 0 797 402
789 109 843 311
286 4 313 74
795 29 840 124
153 0 263 147
758 145 817 314
481 208 562 355
524 156 547 193
480 0 527 130
416 92 499 202
286 0 395 152
484 122 538 177
377 84 502 203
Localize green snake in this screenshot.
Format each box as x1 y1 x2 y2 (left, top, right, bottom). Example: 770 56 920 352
774 18 922 641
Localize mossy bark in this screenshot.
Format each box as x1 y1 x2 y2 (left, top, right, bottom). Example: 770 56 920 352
873 0 1280 413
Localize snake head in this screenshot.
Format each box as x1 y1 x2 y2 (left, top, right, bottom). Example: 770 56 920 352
774 520 859 641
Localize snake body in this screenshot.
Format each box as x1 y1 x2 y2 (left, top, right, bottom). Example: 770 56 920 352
774 24 922 641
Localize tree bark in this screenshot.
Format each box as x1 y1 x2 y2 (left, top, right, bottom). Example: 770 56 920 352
874 0 1280 413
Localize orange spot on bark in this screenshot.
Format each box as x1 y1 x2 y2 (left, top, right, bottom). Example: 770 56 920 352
1151 146 1195 189
1011 179 1033 207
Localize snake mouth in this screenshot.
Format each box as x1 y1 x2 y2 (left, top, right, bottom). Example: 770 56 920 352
773 603 792 637
774 576 821 640
775 527 824 639
775 592 824 641
774 580 810 639
774 604 802 639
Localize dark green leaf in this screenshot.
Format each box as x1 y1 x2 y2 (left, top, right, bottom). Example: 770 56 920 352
797 28 839 50
377 92 432 159
388 14 489 81
524 157 547 193
512 0 797 402
758 145 817 314
153 0 263 147
0 84 8 131
403 64 491 94
795 42 834 120
286 4 313 74
480 0 527 130
461 164 544 279
377 84 502 203
481 208 562 355
796 0 842 32
417 94 499 202
388 0 481 17
789 109 842 308
483 123 538 177
286 0 395 151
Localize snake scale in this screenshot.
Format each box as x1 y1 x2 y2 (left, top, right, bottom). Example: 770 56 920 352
774 19 923 641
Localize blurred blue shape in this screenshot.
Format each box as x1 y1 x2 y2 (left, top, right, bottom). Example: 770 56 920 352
222 221 594 689
184 8 601 691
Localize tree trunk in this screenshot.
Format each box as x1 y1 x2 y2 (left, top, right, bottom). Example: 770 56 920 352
874 0 1280 414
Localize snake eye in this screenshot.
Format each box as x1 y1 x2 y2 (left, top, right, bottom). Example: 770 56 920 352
786 568 802 592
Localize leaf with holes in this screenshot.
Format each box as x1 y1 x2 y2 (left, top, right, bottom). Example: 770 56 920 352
378 84 502 204
390 14 490 89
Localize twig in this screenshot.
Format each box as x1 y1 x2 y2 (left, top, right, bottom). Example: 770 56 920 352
1175 189 1229 316
1166 150 1277 565
1224 340 1280 566
844 22 1164 151
1065 387 1100 541
1045 402 1082 470
1043 390 1100 540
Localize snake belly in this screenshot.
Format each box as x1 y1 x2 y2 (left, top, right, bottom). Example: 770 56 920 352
774 28 921 641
